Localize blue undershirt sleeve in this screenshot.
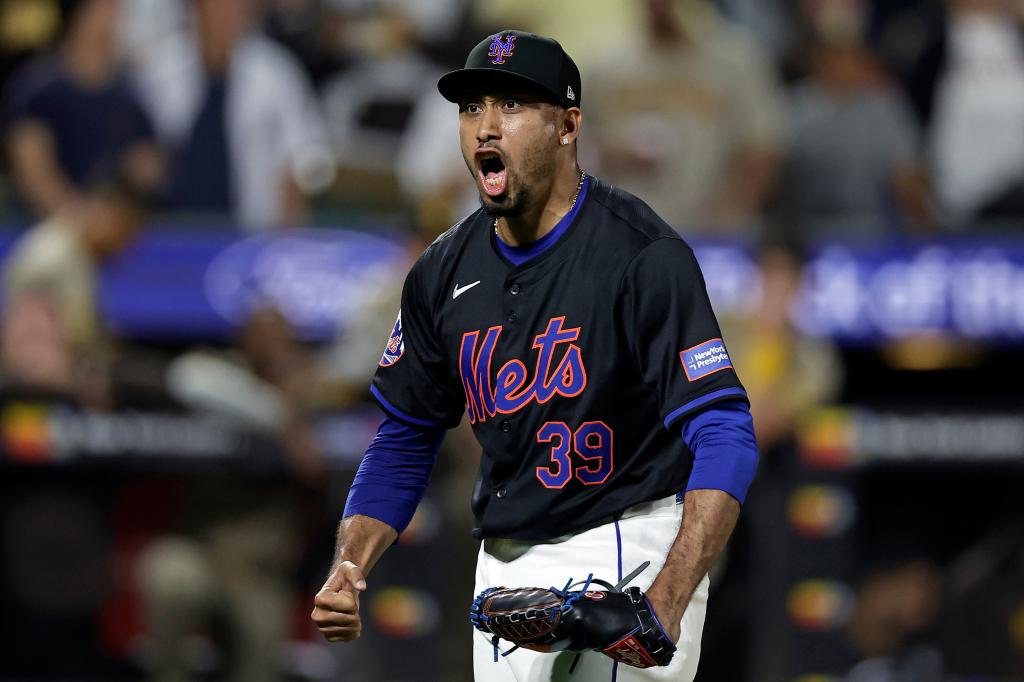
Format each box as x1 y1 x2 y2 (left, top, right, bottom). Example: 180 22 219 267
680 400 759 504
343 414 446 535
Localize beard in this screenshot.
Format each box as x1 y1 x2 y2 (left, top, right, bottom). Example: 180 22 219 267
480 179 531 217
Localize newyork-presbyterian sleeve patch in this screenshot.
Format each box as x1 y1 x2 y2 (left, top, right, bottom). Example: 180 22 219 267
679 338 732 382
379 310 405 367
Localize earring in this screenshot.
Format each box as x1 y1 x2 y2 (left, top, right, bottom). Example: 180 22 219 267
561 137 569 145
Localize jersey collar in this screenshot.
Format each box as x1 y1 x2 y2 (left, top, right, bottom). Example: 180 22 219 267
492 175 590 268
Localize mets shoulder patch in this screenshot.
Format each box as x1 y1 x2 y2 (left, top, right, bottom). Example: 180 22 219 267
379 310 405 367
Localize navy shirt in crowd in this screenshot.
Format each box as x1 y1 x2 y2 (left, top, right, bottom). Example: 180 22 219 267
3 56 155 188
165 75 232 214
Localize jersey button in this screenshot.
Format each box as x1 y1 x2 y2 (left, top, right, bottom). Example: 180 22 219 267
500 420 511 433
496 487 508 499
509 283 520 295
506 312 517 324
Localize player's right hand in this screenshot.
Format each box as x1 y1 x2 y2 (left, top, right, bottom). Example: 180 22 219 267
311 560 367 642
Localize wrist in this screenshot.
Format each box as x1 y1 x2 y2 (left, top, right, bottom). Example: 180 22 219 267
645 584 685 620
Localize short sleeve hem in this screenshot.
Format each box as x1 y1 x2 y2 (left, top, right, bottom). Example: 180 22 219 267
370 384 452 430
663 386 749 430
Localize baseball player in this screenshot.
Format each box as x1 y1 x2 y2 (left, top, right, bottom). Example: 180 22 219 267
312 31 759 681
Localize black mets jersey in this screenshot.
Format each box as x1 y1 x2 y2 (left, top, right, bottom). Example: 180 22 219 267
371 177 747 540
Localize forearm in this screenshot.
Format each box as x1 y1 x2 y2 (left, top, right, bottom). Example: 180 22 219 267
333 415 444 574
647 489 739 614
314 414 441 641
332 513 398 576
314 513 397 642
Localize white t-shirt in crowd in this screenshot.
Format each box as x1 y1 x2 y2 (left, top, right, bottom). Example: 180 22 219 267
930 12 1024 225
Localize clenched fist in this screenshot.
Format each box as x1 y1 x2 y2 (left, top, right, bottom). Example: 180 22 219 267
311 560 367 642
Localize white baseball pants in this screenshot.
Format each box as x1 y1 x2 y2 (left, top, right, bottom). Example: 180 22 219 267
472 494 709 681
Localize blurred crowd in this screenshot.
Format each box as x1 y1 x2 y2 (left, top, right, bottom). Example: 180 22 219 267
0 0 1022 681
2 0 1024 237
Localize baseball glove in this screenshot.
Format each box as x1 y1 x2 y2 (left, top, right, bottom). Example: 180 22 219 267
470 562 675 670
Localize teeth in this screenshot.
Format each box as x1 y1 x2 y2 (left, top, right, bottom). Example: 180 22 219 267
486 176 502 186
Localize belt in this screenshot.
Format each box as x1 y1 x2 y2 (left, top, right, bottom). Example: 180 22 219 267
615 491 682 522
487 492 682 552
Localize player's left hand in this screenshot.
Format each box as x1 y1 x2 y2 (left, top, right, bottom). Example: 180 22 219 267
643 589 682 645
471 572 677 668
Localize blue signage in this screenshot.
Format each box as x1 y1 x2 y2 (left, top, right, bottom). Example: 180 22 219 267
1 224 1023 344
690 241 1024 344
98 227 408 341
791 244 1024 342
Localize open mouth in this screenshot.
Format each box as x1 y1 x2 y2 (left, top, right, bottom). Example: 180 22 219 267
476 152 507 197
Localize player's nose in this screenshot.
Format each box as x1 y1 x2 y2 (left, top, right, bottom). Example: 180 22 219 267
475 104 502 142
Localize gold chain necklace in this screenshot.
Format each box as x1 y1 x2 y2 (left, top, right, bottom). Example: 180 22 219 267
494 170 586 237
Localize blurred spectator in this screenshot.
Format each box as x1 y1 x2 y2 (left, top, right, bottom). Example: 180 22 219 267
320 3 444 210
843 559 945 681
471 0 643 75
331 0 471 63
315 200 451 404
263 0 347 89
1 174 147 407
929 0 1024 227
869 0 948 127
699 248 842 682
394 87 477 237
118 0 187 62
141 307 325 682
719 247 842 452
2 0 163 218
715 0 797 60
777 0 933 245
0 292 75 397
314 275 404 409
131 0 334 228
167 306 325 482
586 0 784 234
941 523 1024 676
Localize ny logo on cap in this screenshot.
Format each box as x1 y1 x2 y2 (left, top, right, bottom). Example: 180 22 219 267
488 34 517 64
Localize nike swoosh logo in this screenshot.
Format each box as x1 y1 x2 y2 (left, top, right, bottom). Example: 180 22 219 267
453 281 481 299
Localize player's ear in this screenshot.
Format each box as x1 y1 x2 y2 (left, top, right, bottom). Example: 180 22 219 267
559 108 582 146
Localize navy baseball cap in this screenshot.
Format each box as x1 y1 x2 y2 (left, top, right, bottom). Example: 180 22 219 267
438 30 582 109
